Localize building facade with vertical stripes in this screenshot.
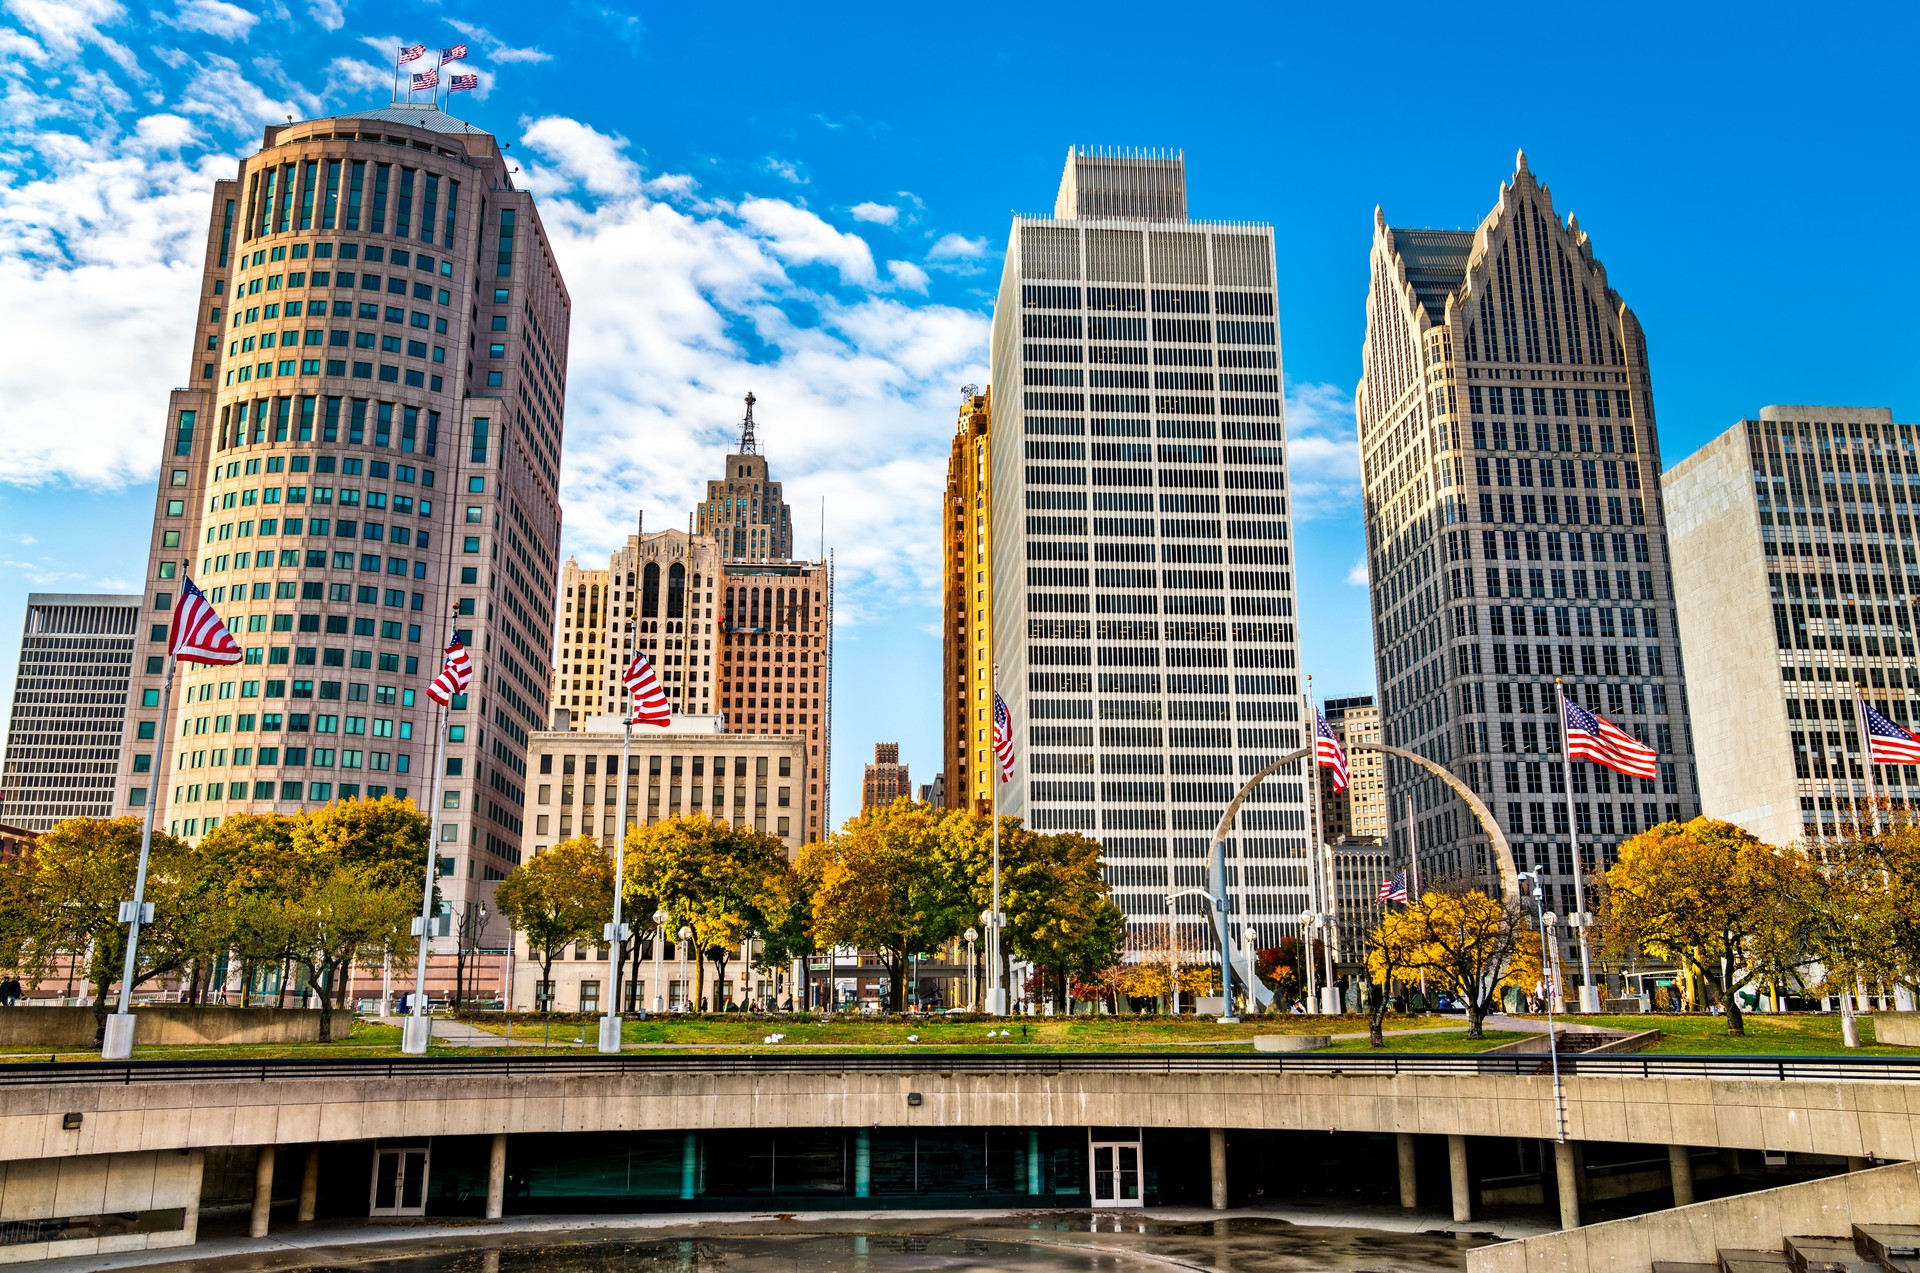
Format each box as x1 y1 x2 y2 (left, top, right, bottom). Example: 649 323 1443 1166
111 103 571 941
988 149 1309 947
942 388 993 812
0 594 140 831
1664 405 1920 850
1357 152 1697 938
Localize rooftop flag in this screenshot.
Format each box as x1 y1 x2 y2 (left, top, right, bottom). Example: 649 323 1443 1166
440 44 469 62
398 43 427 63
448 73 478 92
411 67 439 91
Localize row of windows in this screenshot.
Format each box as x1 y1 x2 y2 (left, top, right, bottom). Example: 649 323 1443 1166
243 156 459 243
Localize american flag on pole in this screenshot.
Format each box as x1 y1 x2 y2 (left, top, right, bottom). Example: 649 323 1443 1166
398 43 427 63
623 653 672 728
426 636 472 706
411 67 439 91
1378 869 1409 905
169 576 242 665
448 73 478 92
439 44 469 62
1315 709 1349 791
992 692 1016 783
1563 695 1658 780
1863 703 1920 766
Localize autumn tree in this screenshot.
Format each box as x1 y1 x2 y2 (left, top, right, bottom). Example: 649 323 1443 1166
1363 910 1428 1047
626 814 794 1010
1002 830 1126 1012
1600 817 1797 1036
198 813 299 1004
801 801 964 1012
1381 887 1538 1038
291 795 431 891
494 836 614 1013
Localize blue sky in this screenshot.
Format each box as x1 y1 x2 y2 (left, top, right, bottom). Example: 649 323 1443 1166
1 1 1916 823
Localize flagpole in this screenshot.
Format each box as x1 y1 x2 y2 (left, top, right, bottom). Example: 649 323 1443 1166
1555 680 1596 1012
1406 793 1426 1001
392 46 400 104
1301 675 1322 1014
988 663 1004 1017
101 655 178 1060
600 619 636 1053
1852 683 1884 837
402 604 459 1055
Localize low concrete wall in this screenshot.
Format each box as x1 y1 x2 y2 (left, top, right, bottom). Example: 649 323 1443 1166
1483 1030 1662 1056
1873 1013 1920 1046
1466 1160 1920 1273
0 1007 355 1048
0 1148 203 1265
1253 1034 1330 1052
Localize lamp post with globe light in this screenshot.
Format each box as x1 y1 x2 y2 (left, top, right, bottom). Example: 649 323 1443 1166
651 909 669 1013
964 926 978 1012
677 925 693 1012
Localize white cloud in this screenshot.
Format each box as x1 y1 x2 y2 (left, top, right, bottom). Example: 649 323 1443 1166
736 197 877 288
448 20 551 64
886 259 929 292
324 54 388 95
167 0 257 39
308 0 344 30
761 156 807 185
929 232 987 259
1345 558 1369 587
850 201 898 225
1283 381 1361 519
4 0 137 69
176 53 315 135
520 115 641 196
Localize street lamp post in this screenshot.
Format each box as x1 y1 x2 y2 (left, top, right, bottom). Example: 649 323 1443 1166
1528 870 1568 1142
677 925 693 1012
964 927 978 1012
1243 925 1259 1018
651 909 668 1014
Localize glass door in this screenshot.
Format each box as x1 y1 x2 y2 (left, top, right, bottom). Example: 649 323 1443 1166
369 1144 431 1217
1088 1140 1142 1208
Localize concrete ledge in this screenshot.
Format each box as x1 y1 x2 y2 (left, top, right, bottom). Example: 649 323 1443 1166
1466 1160 1920 1273
0 1007 355 1048
1253 1035 1330 1052
1873 1013 1920 1047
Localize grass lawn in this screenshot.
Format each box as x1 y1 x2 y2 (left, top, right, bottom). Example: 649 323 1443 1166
1513 1011 1914 1056
1321 1030 1531 1053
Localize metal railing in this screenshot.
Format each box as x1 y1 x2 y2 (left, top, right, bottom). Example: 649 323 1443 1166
3 1051 1919 1088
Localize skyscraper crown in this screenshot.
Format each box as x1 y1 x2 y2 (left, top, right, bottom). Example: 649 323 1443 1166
1053 146 1186 221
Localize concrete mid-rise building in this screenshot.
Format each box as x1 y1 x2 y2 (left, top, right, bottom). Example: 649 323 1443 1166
111 103 570 935
1357 152 1698 932
1319 694 1385 846
989 148 1307 946
1664 405 1920 847
942 388 994 812
861 742 911 812
0 594 140 831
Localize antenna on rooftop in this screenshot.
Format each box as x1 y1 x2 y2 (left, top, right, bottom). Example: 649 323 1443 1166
739 392 760 455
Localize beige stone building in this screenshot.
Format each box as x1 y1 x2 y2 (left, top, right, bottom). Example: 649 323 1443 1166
597 528 723 720
861 742 911 812
1358 152 1697 935
549 557 608 728
514 714 808 1012
1664 405 1920 848
112 103 570 939
718 557 830 843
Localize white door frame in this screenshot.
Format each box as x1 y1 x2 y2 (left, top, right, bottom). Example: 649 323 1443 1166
1087 1134 1144 1209
368 1142 432 1217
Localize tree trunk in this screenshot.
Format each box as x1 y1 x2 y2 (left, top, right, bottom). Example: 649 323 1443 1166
539 952 556 1015
887 947 907 1013
91 973 111 1042
275 952 290 1008
1465 999 1487 1039
1054 968 1068 1013
1367 983 1388 1048
694 950 706 1013
712 954 731 1009
317 965 334 1043
1725 992 1746 1037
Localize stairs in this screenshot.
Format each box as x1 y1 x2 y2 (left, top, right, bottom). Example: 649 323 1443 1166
1708 1229 1920 1273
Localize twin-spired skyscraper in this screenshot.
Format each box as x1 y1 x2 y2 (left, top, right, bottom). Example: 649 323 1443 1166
1356 153 1698 923
985 150 1309 946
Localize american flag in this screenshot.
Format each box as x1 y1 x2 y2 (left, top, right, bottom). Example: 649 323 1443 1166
1863 702 1920 766
411 68 439 91
1315 709 1349 791
448 73 478 92
1563 694 1657 780
169 576 242 666
440 44 469 62
624 653 672 728
426 636 472 706
1378 869 1409 904
397 43 427 63
992 692 1016 783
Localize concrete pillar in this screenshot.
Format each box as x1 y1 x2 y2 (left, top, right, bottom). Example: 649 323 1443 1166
1447 1135 1471 1222
486 1133 507 1220
249 1145 276 1239
1027 1129 1042 1196
1209 1128 1228 1211
297 1146 319 1222
1396 1133 1419 1209
1553 1140 1580 1230
1669 1144 1695 1206
182 1148 206 1245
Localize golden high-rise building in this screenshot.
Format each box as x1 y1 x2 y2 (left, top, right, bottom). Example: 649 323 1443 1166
941 388 992 811
550 557 609 728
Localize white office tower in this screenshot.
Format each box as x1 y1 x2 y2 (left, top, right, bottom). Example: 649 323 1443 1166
988 149 1308 947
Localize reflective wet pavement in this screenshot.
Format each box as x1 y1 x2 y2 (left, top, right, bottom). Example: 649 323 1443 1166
114 1212 1504 1273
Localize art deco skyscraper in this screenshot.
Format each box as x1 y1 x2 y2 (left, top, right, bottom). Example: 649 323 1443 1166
112 103 571 922
697 394 794 562
1665 406 1920 848
942 387 993 812
989 149 1308 945
1 594 140 830
1357 153 1697 924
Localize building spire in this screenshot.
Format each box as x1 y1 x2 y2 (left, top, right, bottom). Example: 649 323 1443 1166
739 392 760 455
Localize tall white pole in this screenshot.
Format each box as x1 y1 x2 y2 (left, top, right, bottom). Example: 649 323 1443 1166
599 678 634 1053
1305 675 1337 1014
402 607 458 1055
1406 793 1427 1001
1557 681 1599 1013
102 659 178 1059
989 664 1006 1016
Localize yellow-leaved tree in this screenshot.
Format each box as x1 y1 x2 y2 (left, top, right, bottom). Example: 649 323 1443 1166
1368 887 1540 1039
